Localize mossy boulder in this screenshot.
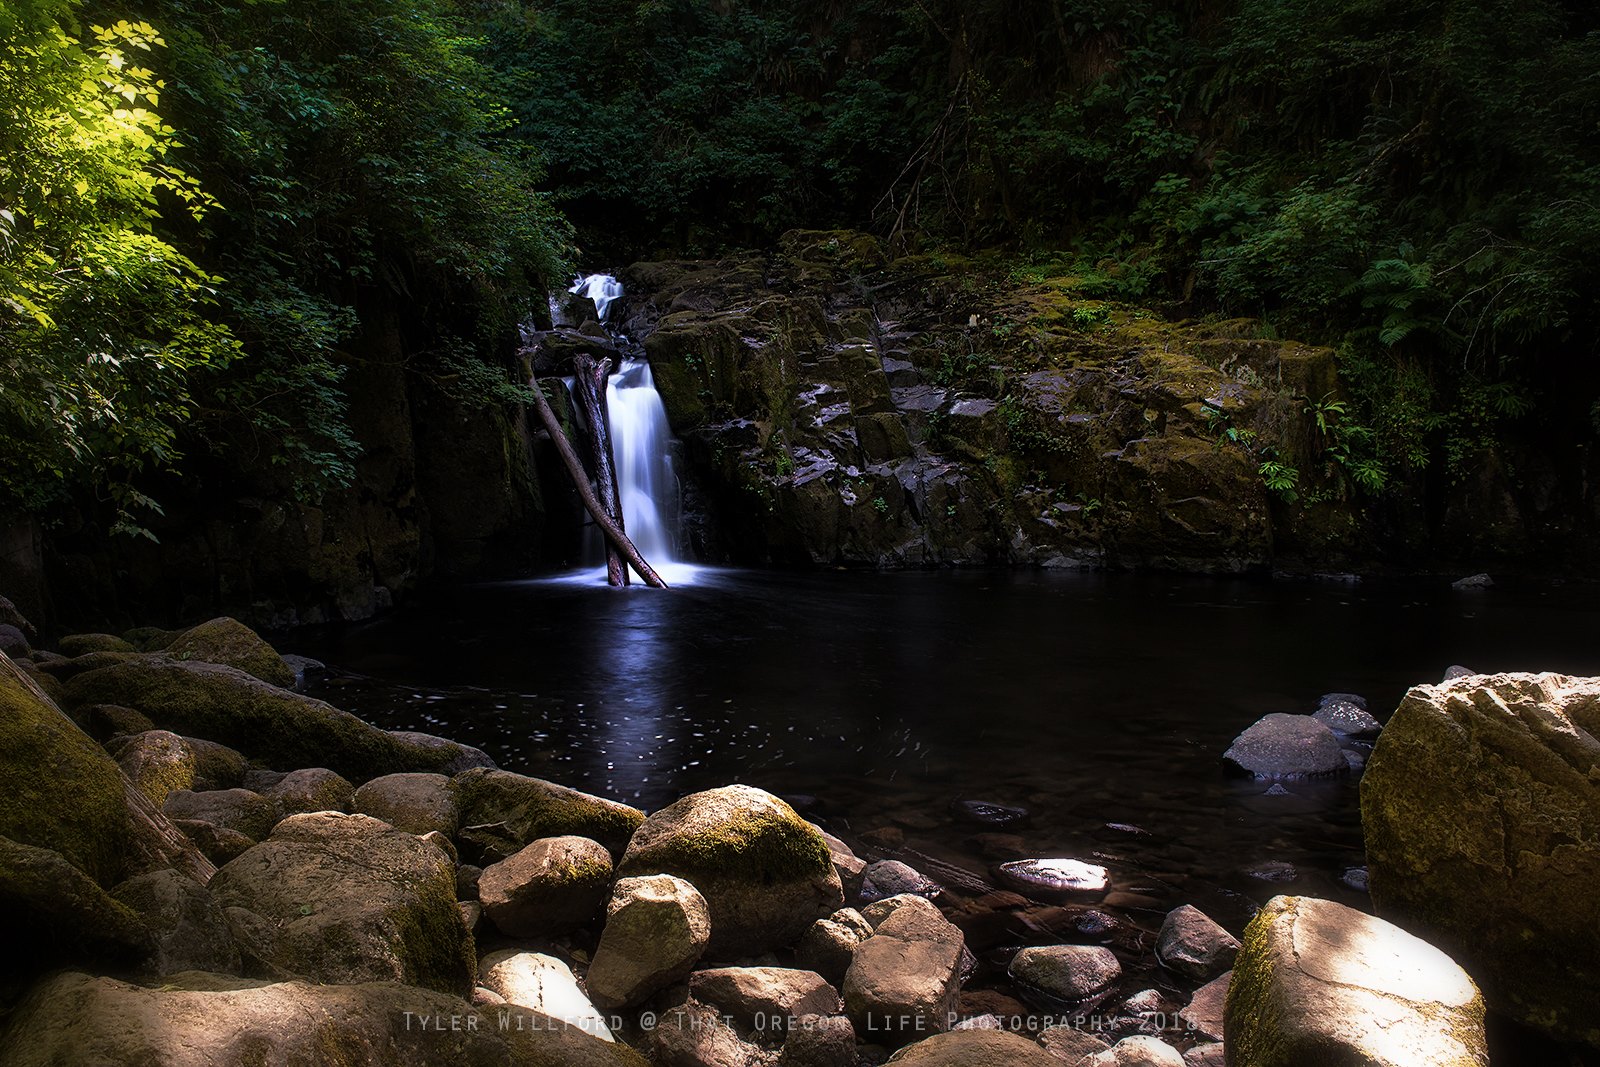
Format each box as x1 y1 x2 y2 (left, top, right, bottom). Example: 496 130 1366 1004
478 835 612 938
616 784 844 958
210 811 474 996
355 772 458 836
1362 672 1600 1046
1225 895 1486 1067
162 789 279 843
63 658 480 781
111 730 197 807
57 633 136 657
0 971 652 1067
164 617 295 687
186 737 247 790
0 836 153 977
451 768 644 859
0 665 135 885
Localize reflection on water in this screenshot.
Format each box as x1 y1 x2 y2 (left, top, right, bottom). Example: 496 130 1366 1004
299 568 1600 931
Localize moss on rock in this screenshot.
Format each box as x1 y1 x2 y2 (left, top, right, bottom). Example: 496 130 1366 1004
617 784 842 957
451 768 644 858
57 633 136 657
0 667 134 886
62 657 476 782
164 617 295 688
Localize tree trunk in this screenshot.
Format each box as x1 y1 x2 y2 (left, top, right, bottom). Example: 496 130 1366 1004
0 654 218 885
573 355 628 587
524 366 669 589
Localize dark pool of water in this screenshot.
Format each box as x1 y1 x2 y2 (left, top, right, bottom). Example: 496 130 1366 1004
295 567 1600 1058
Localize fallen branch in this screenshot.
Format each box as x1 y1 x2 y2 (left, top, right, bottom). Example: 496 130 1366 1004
573 355 628 587
524 366 668 589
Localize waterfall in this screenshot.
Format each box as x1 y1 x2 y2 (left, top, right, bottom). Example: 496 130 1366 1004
569 274 623 322
606 357 680 580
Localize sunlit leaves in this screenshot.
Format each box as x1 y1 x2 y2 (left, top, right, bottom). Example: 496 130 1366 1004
0 0 238 529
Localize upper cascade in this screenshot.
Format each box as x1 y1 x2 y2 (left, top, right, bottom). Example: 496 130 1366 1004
569 273 623 322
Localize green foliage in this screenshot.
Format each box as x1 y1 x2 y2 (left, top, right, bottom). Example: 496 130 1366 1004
149 0 572 498
0 2 239 529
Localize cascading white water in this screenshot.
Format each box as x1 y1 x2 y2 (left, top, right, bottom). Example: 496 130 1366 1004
606 357 679 580
569 273 623 322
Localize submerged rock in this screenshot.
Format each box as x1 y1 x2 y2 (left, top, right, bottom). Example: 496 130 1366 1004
995 858 1110 900
861 859 941 901
1227 895 1486 1067
1155 905 1239 980
1312 699 1382 738
950 799 1029 826
1222 713 1347 779
1362 672 1600 1046
617 784 843 957
1008 945 1121 1005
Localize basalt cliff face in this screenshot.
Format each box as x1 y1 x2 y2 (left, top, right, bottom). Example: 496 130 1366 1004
615 231 1597 575
616 232 1351 573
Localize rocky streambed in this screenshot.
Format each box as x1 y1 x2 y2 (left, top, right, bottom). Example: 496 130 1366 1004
0 600 1596 1065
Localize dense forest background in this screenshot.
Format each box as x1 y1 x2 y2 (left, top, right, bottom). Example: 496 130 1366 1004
3 0 1599 606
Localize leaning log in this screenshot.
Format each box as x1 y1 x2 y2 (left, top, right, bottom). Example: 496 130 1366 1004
525 370 668 589
573 355 628 587
0 653 218 885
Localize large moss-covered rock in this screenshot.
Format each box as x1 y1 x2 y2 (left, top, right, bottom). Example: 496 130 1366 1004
165 617 295 688
451 768 643 858
1225 895 1486 1067
0 971 651 1067
0 836 152 975
63 658 479 781
617 784 843 958
209 811 473 996
0 665 134 885
1362 672 1600 1046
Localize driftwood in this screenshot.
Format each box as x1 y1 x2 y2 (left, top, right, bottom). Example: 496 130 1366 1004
0 653 218 885
573 355 628 587
525 367 668 589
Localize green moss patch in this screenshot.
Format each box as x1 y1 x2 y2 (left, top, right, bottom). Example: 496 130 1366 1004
0 669 134 886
